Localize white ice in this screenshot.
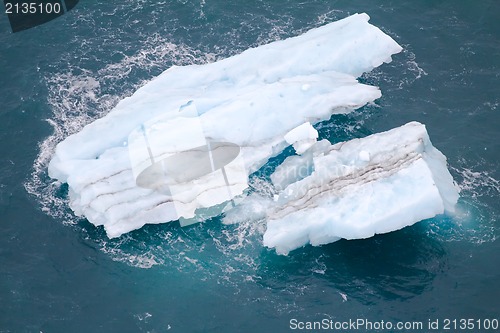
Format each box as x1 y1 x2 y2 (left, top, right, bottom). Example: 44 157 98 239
48 13 403 238
263 122 460 255
284 122 319 154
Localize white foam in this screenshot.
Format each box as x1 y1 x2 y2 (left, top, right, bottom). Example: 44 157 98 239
284 122 319 154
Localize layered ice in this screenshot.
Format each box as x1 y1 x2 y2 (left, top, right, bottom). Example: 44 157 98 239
48 13 403 238
264 122 460 255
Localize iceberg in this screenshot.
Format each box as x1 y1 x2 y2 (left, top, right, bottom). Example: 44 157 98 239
263 122 460 255
48 13 405 238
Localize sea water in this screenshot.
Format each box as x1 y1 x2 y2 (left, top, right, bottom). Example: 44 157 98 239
0 1 498 332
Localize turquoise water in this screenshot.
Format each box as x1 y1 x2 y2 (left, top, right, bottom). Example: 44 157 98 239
1 1 499 332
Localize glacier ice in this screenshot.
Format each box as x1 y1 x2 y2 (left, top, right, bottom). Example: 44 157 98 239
48 13 404 239
263 122 460 255
46 14 460 255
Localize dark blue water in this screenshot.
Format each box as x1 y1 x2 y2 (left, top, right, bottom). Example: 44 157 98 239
1 1 499 332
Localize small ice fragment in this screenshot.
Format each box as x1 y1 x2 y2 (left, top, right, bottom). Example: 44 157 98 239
284 122 318 145
284 122 319 154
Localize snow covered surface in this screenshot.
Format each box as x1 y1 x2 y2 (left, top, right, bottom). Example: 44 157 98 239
48 13 406 239
263 122 460 255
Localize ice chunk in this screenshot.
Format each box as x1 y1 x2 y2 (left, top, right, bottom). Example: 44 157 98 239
284 122 319 154
263 122 460 255
48 13 402 238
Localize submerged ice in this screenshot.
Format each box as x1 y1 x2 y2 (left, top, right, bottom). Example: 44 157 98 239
47 13 458 253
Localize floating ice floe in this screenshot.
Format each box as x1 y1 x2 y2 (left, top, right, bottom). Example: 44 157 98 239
264 122 460 254
46 13 459 251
